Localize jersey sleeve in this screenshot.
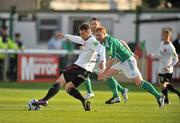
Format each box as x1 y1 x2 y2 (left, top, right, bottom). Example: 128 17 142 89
168 45 179 67
64 34 84 45
168 46 179 67
172 46 178 58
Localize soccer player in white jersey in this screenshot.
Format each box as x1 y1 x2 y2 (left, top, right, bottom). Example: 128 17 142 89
82 18 100 99
150 29 179 104
32 23 106 111
84 18 128 104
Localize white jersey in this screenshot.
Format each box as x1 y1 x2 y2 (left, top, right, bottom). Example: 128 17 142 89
153 41 178 74
64 34 106 72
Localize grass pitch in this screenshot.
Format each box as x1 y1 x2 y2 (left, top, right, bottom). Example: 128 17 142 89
0 82 180 123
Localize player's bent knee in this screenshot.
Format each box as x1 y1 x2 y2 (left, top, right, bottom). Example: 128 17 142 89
135 81 141 86
66 88 75 96
133 76 143 86
65 82 76 91
164 82 169 88
56 73 66 86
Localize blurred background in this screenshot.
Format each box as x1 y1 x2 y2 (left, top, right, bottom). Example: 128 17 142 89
0 0 179 83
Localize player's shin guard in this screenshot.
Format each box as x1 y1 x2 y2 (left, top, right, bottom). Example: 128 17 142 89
140 80 161 100
43 83 61 101
67 88 85 103
110 77 125 94
85 77 93 93
162 88 168 99
107 77 118 98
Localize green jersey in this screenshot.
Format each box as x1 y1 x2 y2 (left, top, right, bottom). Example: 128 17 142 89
104 34 133 63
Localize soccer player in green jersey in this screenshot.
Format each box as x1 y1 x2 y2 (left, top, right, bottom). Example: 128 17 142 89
84 18 128 104
96 26 165 108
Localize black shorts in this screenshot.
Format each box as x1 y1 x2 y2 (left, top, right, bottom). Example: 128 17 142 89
63 64 91 87
158 73 173 83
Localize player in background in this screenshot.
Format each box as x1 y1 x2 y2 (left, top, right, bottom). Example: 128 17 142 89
32 23 106 111
96 26 165 108
150 29 179 104
83 17 128 104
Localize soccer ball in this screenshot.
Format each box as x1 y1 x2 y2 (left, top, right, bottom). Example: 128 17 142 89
27 99 40 110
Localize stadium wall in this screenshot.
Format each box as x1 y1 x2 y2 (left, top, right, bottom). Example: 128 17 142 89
0 11 180 82
0 11 180 54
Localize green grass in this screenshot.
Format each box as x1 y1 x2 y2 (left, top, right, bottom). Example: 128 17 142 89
0 82 180 123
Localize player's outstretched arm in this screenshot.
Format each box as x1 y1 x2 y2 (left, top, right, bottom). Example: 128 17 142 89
56 32 84 45
121 40 138 59
121 40 133 53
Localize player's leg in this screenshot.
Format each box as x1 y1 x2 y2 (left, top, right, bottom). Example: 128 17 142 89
162 84 169 104
135 77 165 108
124 57 165 108
105 77 120 104
158 74 170 104
105 69 161 102
32 74 66 106
106 57 165 108
162 87 169 104
132 75 161 100
42 74 65 100
84 77 94 99
115 78 129 103
166 83 180 97
164 73 180 100
64 64 91 111
105 63 128 103
65 82 90 111
65 82 84 103
133 76 164 107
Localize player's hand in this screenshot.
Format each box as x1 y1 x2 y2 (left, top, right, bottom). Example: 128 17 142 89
56 32 64 39
98 62 103 70
97 72 105 80
98 61 106 71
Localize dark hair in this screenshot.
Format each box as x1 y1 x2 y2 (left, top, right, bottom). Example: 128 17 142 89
90 17 100 22
78 23 91 31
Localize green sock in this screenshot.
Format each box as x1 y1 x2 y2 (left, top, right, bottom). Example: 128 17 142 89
140 80 161 100
107 77 119 98
85 77 93 93
111 77 125 94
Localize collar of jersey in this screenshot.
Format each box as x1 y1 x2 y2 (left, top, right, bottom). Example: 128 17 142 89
84 35 92 41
